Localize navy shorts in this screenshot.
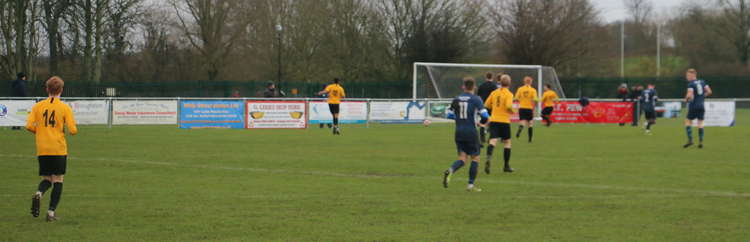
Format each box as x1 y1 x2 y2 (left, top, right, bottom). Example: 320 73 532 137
39 156 66 176
456 140 480 156
687 108 705 120
644 110 656 120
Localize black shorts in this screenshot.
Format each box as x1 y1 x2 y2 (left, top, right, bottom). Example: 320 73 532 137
328 104 340 114
542 107 553 116
38 156 66 176
519 108 534 121
687 108 705 120
644 110 656 120
455 140 480 156
489 122 511 140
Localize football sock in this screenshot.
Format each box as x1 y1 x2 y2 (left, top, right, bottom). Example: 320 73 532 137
543 116 550 125
516 125 524 137
686 126 693 142
528 127 533 142
37 180 52 195
333 117 339 126
503 148 511 168
49 182 63 211
699 128 704 142
468 161 479 184
479 127 486 143
450 160 464 173
486 144 495 161
646 123 652 130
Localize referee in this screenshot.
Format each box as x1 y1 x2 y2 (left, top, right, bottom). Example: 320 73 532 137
476 72 497 147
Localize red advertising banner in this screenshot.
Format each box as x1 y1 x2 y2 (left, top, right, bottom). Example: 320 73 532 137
246 101 307 129
549 101 634 123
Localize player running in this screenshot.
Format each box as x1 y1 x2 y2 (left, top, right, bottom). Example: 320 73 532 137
515 76 538 142
442 78 490 192
477 72 497 147
26 76 78 222
484 74 515 174
317 78 345 135
541 84 559 127
641 84 658 134
683 69 712 148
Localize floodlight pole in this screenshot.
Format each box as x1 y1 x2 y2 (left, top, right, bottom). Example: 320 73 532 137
620 21 625 79
656 24 661 79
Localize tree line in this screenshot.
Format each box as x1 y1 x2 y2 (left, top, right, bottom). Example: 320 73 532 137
0 0 748 85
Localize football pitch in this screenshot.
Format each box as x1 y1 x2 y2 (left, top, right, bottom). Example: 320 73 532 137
2 111 749 241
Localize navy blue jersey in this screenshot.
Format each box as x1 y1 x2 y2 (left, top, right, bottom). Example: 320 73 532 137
688 80 709 110
641 88 658 111
450 93 485 142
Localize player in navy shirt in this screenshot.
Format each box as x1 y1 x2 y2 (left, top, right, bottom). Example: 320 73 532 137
442 78 489 192
683 69 713 148
641 84 658 134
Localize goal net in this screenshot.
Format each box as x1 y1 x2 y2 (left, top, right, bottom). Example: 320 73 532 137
413 62 566 103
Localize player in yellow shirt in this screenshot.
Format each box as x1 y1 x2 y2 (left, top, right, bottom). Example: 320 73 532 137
483 74 515 174
541 84 559 127
317 78 345 135
514 76 538 142
25 76 78 222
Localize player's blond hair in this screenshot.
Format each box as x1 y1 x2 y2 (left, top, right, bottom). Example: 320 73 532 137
500 74 511 87
46 76 64 95
523 76 533 85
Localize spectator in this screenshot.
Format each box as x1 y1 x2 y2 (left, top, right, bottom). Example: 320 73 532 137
230 89 241 98
10 72 27 130
263 81 278 98
629 85 644 126
617 83 628 126
11 72 27 97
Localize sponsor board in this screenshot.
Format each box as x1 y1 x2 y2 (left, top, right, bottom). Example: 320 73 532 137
113 100 178 125
0 100 34 126
69 100 109 124
308 101 367 124
179 100 245 129
246 101 307 129
369 101 426 123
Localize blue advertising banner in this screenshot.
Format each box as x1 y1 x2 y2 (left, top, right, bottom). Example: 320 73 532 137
179 100 245 129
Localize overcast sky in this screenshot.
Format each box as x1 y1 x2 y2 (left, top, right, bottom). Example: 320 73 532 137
594 0 686 22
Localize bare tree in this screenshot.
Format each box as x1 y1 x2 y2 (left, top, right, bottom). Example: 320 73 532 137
718 0 750 66
490 0 600 67
172 0 248 80
624 0 653 24
42 0 71 75
0 0 42 80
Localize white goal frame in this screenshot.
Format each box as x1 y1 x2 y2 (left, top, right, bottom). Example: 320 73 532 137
413 62 545 114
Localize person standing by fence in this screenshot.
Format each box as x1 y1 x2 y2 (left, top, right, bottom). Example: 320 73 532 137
10 72 28 130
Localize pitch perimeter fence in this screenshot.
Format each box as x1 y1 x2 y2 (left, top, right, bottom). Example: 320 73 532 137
1 97 745 129
3 76 750 99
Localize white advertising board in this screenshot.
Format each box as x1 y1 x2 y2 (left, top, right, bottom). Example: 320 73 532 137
0 100 34 126
112 100 177 125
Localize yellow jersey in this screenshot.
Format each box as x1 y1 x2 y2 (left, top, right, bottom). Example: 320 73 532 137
542 90 559 108
324 84 345 104
484 88 514 123
25 97 78 156
515 85 538 109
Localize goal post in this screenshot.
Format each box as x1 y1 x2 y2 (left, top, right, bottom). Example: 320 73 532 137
413 62 566 115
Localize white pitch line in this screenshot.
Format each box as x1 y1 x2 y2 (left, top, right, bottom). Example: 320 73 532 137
2 154 749 198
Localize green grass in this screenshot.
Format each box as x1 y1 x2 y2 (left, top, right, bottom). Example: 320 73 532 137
2 111 749 241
